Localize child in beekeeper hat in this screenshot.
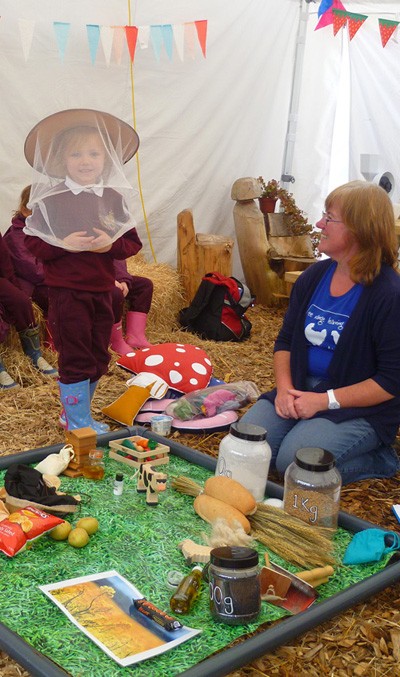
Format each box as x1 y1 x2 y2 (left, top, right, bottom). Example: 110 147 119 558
23 109 143 432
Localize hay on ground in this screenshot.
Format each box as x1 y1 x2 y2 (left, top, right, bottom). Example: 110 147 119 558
1 257 400 677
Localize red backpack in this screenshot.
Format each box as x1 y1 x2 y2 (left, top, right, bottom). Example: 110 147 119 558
179 272 254 341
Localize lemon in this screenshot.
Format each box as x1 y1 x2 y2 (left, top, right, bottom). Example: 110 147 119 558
68 527 90 548
49 521 72 541
76 517 99 536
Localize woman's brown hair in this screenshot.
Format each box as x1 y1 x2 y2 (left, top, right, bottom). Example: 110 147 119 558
325 180 399 284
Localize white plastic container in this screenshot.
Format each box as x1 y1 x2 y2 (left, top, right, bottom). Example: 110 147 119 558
215 422 271 501
150 414 173 435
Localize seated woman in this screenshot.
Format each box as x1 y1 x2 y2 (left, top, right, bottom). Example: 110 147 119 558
240 180 400 485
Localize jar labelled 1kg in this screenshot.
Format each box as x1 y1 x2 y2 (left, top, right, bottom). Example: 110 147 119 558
283 447 342 529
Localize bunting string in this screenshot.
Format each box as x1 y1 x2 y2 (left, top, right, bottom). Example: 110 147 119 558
11 18 208 63
316 1 400 48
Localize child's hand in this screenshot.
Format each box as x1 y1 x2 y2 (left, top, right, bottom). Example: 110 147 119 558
63 231 95 250
91 228 112 252
115 280 129 297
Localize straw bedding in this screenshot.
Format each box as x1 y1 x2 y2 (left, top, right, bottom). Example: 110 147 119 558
1 256 400 677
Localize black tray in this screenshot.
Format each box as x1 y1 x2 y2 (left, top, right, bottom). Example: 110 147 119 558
1 425 399 677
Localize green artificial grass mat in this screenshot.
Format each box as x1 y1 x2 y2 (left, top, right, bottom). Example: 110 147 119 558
0 447 393 677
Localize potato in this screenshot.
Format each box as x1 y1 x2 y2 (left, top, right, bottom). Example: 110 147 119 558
194 494 251 534
204 476 257 515
49 521 72 541
76 517 99 535
68 527 89 548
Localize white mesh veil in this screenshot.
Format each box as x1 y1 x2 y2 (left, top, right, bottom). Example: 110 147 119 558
23 109 140 252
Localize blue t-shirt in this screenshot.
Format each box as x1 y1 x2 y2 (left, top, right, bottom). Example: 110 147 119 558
305 263 363 378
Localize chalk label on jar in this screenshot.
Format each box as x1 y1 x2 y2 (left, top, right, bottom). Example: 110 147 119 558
216 456 232 479
209 582 234 616
209 574 260 620
289 492 318 523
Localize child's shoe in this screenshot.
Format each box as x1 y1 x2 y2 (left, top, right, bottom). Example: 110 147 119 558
0 362 19 390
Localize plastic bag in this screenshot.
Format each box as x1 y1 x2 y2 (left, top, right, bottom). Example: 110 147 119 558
165 381 260 421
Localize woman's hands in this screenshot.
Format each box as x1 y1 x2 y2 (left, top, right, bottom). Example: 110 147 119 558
276 388 326 419
287 389 326 419
275 389 299 419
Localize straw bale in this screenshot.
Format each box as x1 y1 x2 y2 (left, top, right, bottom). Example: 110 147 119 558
1 260 400 676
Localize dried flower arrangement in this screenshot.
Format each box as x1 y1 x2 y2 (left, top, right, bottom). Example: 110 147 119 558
257 176 320 255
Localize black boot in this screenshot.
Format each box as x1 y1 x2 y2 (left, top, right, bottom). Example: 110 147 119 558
18 326 58 377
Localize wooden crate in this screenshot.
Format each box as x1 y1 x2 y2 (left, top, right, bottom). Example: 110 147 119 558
108 436 170 470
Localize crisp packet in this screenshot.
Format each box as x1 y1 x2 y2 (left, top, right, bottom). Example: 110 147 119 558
0 506 64 557
0 499 9 522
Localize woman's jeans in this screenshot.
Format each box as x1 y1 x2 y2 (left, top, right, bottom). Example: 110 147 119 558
240 399 400 485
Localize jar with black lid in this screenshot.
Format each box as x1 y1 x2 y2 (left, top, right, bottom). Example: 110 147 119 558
283 447 342 529
208 546 260 625
216 422 271 501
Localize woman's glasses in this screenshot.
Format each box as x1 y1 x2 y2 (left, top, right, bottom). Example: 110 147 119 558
321 211 343 225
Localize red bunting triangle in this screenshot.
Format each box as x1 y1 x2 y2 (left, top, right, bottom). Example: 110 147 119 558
195 19 207 58
378 18 399 48
347 13 367 41
124 25 138 63
332 9 347 35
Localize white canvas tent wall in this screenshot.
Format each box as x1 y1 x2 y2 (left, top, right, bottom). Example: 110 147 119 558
0 0 399 280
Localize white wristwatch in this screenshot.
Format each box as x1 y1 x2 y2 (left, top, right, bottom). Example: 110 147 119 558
327 389 340 410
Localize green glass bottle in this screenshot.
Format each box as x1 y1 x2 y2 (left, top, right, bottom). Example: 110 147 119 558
169 566 203 614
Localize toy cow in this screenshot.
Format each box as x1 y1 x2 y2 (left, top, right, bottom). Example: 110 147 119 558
137 462 167 505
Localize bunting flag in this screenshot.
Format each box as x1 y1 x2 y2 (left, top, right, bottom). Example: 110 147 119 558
112 26 126 65
53 22 70 62
347 12 367 41
150 25 163 62
86 24 101 65
332 9 348 35
138 26 150 50
100 25 114 66
184 22 197 60
318 0 333 18
195 20 207 58
315 0 346 31
173 24 185 61
379 18 399 48
125 25 138 63
18 19 35 61
161 25 174 60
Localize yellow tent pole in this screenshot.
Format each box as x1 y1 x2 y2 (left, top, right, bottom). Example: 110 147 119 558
127 0 157 262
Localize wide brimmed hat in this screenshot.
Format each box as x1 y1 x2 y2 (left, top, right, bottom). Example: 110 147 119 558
24 108 139 172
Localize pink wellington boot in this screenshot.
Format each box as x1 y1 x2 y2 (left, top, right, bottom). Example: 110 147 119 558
125 311 152 349
109 321 134 355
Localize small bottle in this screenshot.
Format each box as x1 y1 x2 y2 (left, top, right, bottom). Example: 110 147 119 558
82 449 105 480
169 566 203 614
113 473 124 496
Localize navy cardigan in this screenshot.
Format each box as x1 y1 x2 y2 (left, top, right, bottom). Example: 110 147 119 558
261 258 400 445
